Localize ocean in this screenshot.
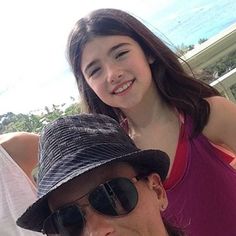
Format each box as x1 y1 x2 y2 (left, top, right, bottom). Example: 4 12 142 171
146 0 236 47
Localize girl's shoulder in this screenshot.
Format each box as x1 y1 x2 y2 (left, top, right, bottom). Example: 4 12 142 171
203 96 236 151
0 132 39 172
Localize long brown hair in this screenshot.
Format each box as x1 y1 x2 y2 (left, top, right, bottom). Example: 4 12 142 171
67 8 220 136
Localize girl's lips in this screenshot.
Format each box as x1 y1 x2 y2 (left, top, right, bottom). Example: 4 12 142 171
112 79 135 95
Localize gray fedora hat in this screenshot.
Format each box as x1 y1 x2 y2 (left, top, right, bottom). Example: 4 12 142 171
17 113 169 233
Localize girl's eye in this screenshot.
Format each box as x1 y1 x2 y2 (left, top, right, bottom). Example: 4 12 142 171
115 50 129 59
89 67 101 77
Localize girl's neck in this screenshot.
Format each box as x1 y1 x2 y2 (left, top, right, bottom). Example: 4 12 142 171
122 81 160 125
120 80 178 137
123 96 175 134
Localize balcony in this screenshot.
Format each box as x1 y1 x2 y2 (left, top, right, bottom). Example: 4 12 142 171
181 22 236 102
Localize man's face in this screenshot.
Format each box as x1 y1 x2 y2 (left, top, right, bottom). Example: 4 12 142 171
48 162 168 236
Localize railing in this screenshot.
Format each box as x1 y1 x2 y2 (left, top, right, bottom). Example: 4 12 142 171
210 68 236 102
181 22 236 102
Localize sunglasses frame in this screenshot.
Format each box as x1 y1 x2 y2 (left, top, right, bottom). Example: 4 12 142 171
42 175 147 235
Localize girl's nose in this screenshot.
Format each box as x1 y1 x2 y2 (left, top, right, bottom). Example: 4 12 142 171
106 63 123 84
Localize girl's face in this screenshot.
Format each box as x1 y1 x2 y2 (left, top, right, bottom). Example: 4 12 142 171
81 35 156 112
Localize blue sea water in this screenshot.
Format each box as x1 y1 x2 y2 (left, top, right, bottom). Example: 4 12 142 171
147 0 236 47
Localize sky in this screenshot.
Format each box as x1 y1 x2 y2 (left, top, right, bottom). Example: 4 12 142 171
0 0 235 115
0 0 173 115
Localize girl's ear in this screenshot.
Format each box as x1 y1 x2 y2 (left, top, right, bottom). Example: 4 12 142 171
147 55 155 64
147 173 168 211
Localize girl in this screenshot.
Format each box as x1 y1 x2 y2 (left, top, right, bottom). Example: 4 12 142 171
66 8 236 235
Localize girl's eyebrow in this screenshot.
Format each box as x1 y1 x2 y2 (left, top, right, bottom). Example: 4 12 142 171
108 42 131 55
84 43 131 75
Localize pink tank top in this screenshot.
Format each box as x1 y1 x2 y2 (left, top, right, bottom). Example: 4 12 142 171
163 116 236 236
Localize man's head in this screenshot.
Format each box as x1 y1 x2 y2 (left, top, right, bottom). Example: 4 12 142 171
17 114 170 235
47 161 169 236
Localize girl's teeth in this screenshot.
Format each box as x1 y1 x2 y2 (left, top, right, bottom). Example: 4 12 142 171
115 81 132 94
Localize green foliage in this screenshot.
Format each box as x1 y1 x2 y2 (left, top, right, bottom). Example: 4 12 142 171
202 50 236 83
40 104 65 125
198 38 208 44
230 83 236 99
175 43 195 56
0 112 41 133
0 101 81 134
65 103 81 115
176 37 208 56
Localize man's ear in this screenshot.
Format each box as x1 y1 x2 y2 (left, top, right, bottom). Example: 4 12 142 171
147 173 168 211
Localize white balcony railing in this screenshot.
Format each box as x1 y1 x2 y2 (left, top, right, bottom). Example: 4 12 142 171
210 68 236 102
181 22 236 102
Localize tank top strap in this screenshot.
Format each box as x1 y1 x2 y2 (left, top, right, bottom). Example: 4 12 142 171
164 114 189 189
164 114 234 190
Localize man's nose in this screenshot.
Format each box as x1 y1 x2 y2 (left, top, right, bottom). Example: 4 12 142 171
83 209 115 236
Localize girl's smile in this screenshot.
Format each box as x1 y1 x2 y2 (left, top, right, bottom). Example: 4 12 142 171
112 79 135 95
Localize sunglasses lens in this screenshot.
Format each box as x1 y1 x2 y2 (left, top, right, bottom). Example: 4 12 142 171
43 205 84 236
43 178 138 235
89 178 138 216
43 214 59 236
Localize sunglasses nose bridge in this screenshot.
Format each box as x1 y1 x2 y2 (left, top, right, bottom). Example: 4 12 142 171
84 209 116 235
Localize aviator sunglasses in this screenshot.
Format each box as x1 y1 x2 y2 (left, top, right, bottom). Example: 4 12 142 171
42 176 146 236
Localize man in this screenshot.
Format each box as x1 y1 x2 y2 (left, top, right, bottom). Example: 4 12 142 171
0 132 41 235
17 114 183 235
